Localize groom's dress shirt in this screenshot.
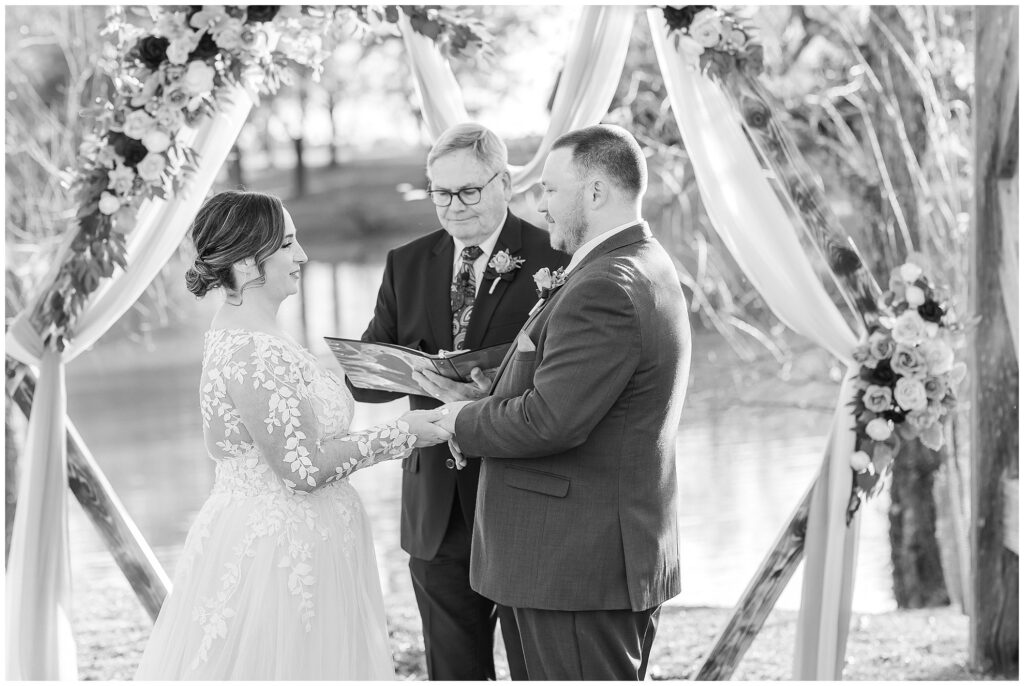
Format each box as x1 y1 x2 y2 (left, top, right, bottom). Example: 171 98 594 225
563 218 638 274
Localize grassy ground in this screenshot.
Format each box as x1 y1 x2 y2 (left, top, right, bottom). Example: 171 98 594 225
75 561 990 681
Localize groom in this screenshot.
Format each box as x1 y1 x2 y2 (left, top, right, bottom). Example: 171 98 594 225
432 125 692 680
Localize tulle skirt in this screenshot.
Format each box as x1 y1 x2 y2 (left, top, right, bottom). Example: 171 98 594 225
135 475 395 680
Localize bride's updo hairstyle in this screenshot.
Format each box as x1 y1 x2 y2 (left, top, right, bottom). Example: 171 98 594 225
185 190 286 298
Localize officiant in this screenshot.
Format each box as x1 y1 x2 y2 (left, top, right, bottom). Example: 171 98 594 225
350 122 569 681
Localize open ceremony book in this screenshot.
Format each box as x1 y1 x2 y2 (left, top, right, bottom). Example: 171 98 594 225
324 337 512 396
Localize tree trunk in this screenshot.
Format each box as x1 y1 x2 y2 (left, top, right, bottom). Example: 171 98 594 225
327 89 338 169
864 5 949 608
292 86 307 198
889 441 950 607
970 5 1019 677
226 143 244 188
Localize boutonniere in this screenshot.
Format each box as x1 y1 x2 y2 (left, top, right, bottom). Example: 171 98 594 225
483 249 526 294
532 266 568 300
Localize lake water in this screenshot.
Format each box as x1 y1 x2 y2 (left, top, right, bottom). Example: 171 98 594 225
62 258 896 625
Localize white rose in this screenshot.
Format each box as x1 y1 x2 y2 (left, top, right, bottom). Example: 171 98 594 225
155 12 188 40
142 128 172 154
106 163 136 195
166 40 191 65
918 338 954 375
214 24 242 51
689 9 723 48
728 27 747 48
112 204 138 234
167 31 201 65
123 109 156 139
894 377 928 411
98 191 121 215
900 262 923 282
136 152 166 182
183 60 216 95
865 417 893 441
891 310 928 346
155 106 185 132
849 450 872 472
948 362 967 387
904 285 926 307
97 145 118 167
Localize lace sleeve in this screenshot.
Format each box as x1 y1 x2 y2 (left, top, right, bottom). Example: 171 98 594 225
225 335 416 494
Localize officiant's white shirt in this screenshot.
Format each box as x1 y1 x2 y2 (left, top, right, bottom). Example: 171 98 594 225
565 219 642 273
451 211 507 296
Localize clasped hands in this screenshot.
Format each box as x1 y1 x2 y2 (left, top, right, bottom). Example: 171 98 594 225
397 367 490 468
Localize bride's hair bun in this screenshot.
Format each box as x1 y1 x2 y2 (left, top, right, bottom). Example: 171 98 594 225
185 190 287 298
185 258 221 297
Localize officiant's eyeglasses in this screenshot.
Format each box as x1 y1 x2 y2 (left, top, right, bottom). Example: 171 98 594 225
427 171 501 207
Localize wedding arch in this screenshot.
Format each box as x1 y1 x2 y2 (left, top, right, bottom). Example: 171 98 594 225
5 5 970 681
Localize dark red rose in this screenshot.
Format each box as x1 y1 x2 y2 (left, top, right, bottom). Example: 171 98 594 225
188 31 219 60
860 358 898 386
108 131 148 167
917 299 945 323
137 36 170 69
246 6 279 23
662 5 714 32
742 98 771 129
828 244 862 276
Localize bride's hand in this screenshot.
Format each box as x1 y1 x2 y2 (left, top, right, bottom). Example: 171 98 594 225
399 409 453 447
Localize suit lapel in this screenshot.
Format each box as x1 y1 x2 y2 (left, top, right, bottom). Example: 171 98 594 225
427 233 455 352
571 222 652 276
465 213 524 350
487 223 651 390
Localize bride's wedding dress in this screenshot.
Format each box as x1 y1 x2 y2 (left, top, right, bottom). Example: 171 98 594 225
136 329 413 680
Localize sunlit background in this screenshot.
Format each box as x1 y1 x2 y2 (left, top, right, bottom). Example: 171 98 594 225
8 7 978 666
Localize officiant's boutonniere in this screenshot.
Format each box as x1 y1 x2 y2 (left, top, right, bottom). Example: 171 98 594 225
483 250 526 294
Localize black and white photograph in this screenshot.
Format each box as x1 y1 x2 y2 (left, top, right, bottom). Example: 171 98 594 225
3 3 1018 681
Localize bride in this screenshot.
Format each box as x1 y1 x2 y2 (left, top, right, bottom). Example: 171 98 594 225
135 190 451 680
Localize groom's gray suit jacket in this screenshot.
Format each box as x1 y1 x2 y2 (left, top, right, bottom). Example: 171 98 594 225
455 223 692 612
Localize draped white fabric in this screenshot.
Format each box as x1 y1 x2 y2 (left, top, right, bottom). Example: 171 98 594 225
4 86 253 680
399 5 635 193
648 8 861 679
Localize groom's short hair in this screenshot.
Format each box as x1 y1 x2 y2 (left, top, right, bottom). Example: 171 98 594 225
552 125 647 200
427 122 509 175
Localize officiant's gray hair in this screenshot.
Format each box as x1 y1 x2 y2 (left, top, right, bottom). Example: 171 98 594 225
427 122 508 174
552 125 647 200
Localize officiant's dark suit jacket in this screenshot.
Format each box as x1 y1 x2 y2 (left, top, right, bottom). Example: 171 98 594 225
456 223 691 611
350 211 570 560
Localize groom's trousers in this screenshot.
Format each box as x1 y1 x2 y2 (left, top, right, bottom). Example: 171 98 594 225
512 605 661 680
409 497 527 680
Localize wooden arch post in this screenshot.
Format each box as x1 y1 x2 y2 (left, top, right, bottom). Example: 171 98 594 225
969 5 1019 677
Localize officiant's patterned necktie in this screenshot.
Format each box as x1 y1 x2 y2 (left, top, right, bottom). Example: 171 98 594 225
451 245 484 351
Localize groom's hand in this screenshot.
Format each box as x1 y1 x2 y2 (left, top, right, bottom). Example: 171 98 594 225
434 400 471 435
436 401 472 469
412 367 491 403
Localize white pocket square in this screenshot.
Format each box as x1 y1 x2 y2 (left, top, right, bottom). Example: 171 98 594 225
515 331 536 352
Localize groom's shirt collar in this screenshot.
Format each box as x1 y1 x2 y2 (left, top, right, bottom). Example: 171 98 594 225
565 219 642 274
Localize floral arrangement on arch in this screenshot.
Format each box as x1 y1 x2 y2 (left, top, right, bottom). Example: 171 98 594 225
660 5 764 79
35 5 489 350
848 257 967 500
